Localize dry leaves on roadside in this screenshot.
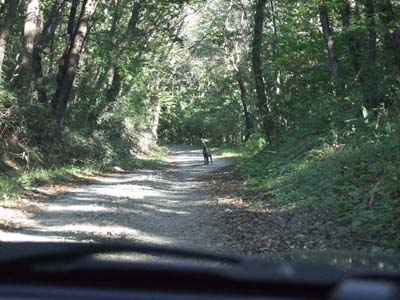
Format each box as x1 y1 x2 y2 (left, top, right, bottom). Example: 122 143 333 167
206 166 359 254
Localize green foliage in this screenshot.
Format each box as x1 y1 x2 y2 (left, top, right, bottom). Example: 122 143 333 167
1 0 179 172
0 83 16 108
0 146 167 202
230 111 400 250
0 0 399 252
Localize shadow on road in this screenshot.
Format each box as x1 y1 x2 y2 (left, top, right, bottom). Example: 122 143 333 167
0 147 234 254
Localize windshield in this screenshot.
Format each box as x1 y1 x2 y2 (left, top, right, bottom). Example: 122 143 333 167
0 0 399 271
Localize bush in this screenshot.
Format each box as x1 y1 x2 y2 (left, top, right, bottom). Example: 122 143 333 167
232 110 400 250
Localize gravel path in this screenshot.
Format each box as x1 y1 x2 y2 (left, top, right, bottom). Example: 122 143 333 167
0 148 237 255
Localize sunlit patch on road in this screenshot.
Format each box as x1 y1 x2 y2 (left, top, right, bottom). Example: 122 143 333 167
0 148 232 256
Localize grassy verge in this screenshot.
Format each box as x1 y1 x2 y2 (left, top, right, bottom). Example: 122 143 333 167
213 145 245 158
217 130 400 251
0 147 170 202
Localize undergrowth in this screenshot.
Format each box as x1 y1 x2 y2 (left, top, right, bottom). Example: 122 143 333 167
0 148 167 202
220 111 400 251
0 84 168 202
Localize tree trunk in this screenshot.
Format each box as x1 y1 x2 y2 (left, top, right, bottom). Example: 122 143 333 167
237 73 252 142
67 0 80 40
32 46 47 103
340 1 363 76
126 2 140 43
269 0 280 95
0 0 19 80
377 0 400 71
106 66 122 104
33 0 67 104
108 0 122 38
51 0 80 112
151 100 161 139
105 1 141 105
53 0 100 126
363 0 381 109
318 4 344 100
14 0 40 95
252 0 273 140
340 0 369 106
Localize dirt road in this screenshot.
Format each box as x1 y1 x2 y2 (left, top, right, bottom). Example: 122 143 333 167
0 148 238 254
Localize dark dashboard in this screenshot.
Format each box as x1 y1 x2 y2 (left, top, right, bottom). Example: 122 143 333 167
0 242 398 300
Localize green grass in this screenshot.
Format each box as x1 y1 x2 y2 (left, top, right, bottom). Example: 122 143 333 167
147 146 171 160
212 145 245 158
0 166 94 201
227 129 400 250
0 147 169 202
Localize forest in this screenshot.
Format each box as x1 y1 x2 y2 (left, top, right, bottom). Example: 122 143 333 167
0 0 399 250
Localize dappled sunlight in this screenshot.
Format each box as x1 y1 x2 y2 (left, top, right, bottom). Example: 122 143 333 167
45 204 110 213
35 224 175 245
75 186 166 200
0 231 75 242
1 147 232 253
0 0 398 260
139 203 190 215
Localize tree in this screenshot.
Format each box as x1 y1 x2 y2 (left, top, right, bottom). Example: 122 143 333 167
318 3 344 100
53 0 101 126
340 0 364 81
377 0 400 72
2 0 400 163
14 0 40 95
32 0 67 104
221 0 254 141
237 73 252 141
0 0 20 80
105 1 141 106
252 0 273 139
363 0 381 109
